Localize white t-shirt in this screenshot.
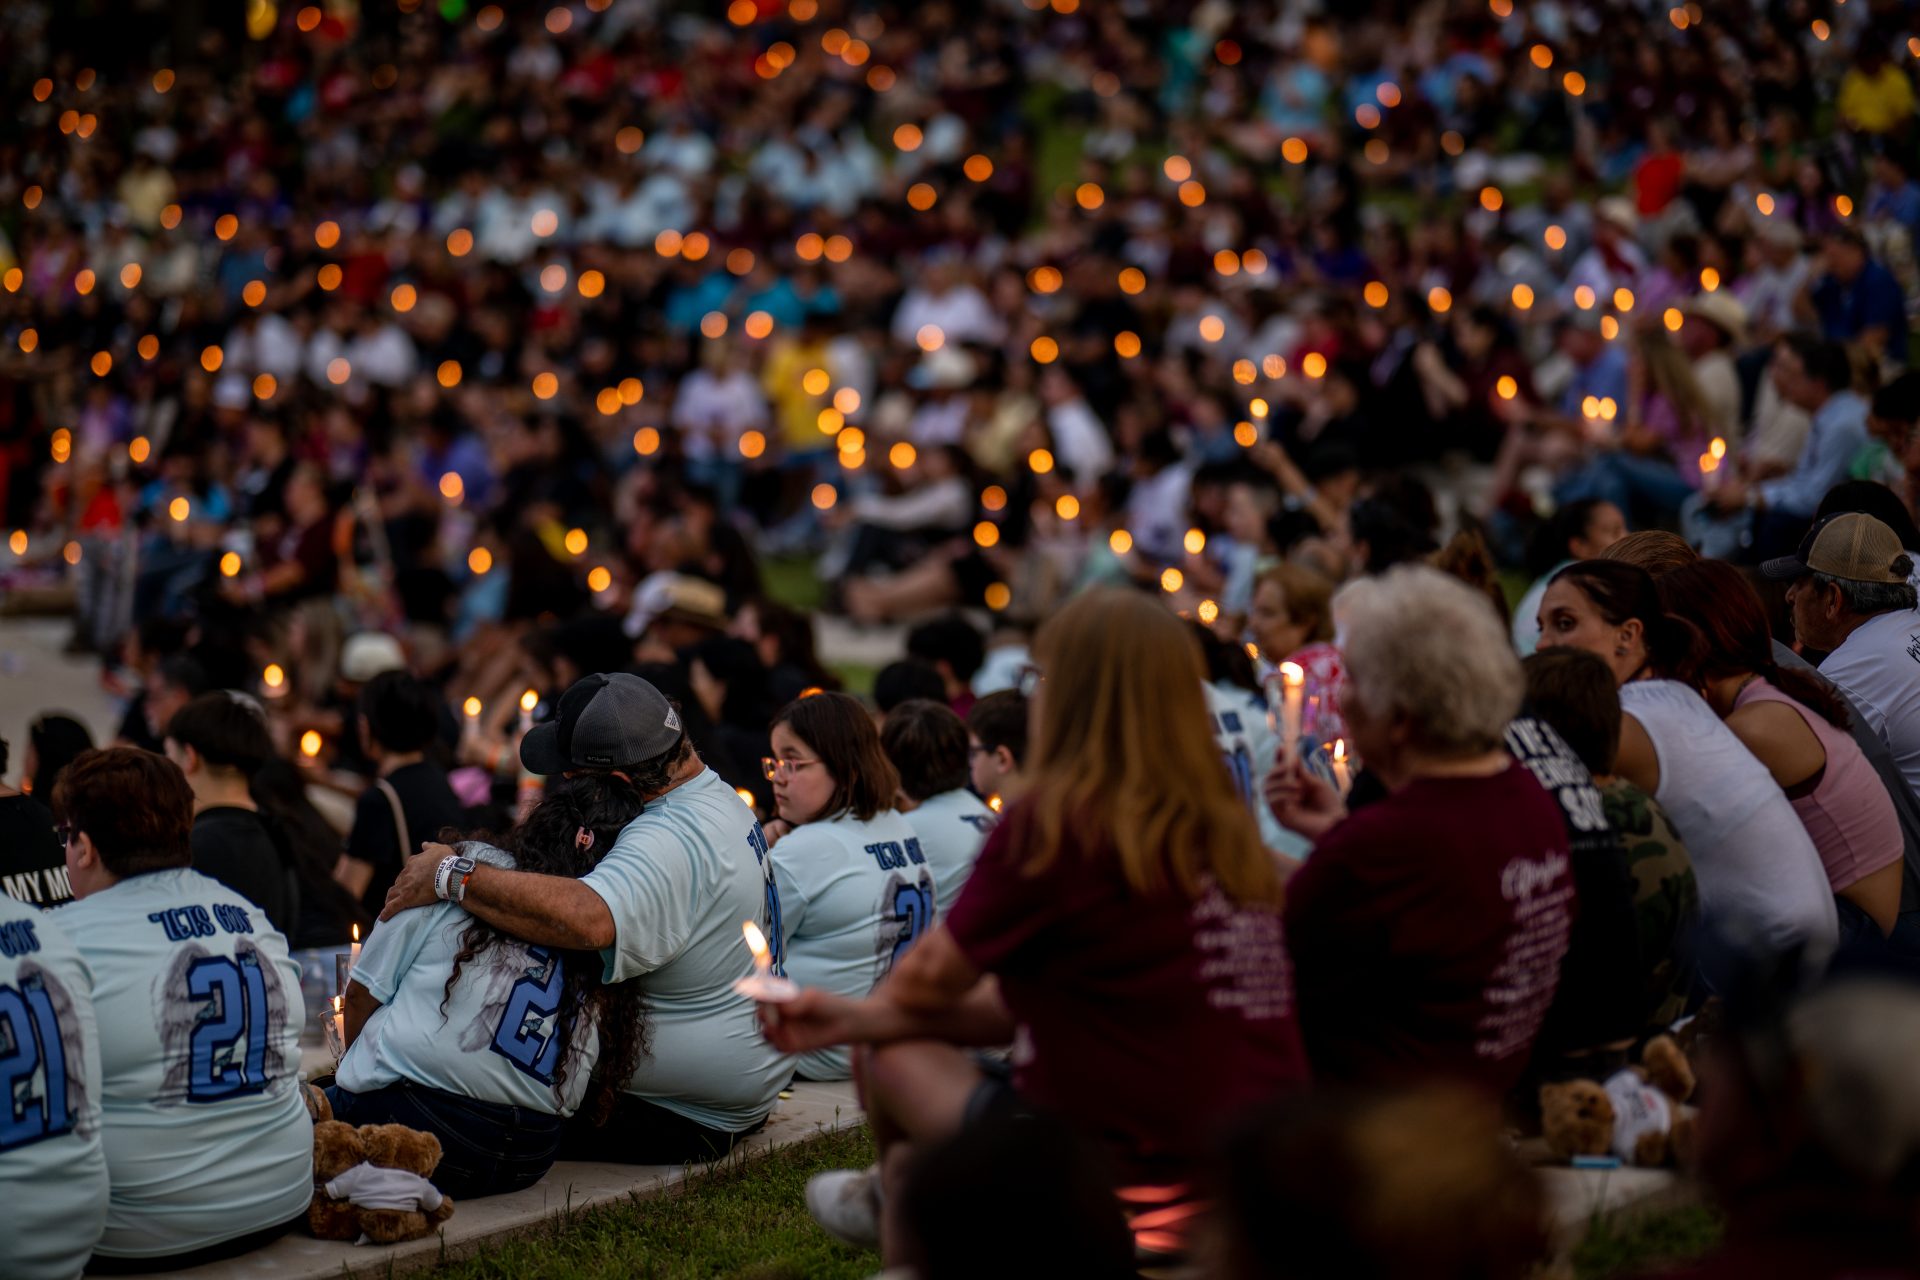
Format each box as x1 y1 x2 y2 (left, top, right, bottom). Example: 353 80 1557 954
1205 680 1300 858
1620 681 1838 953
61 868 312 1259
340 846 602 1117
580 768 792 1132
1818 608 1920 801
904 789 995 920
0 893 108 1280
772 809 934 1080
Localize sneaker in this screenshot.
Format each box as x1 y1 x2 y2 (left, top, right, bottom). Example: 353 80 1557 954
806 1164 882 1249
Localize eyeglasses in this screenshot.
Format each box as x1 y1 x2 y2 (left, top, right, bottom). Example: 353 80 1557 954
762 756 822 782
55 824 79 847
1016 663 1044 698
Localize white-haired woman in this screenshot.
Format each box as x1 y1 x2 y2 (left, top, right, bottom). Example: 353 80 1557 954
1265 567 1577 1096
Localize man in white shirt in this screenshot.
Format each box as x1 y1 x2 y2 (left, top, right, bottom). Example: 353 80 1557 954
53 747 312 1268
1767 513 1920 799
881 701 995 918
385 674 793 1162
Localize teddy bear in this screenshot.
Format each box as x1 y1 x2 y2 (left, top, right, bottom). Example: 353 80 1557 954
1540 1034 1699 1167
308 1117 456 1244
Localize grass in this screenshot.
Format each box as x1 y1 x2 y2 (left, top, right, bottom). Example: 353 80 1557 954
424 1126 879 1280
1572 1205 1723 1279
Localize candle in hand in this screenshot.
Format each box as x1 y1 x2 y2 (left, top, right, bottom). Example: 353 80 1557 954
1276 662 1306 759
732 920 799 1002
332 994 345 1052
349 922 361 970
1331 738 1352 798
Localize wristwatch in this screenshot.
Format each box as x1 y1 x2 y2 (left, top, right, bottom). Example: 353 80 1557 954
435 854 478 903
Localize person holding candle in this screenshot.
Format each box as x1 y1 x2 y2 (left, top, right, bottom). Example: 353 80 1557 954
1246 563 1346 746
380 673 793 1164
762 589 1308 1266
763 690 931 1081
328 772 651 1198
1263 567 1575 1095
52 747 313 1268
1534 559 1839 963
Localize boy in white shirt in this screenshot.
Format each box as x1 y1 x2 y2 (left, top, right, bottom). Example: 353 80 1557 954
881 699 995 917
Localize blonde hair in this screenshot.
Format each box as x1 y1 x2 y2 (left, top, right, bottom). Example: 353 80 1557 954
1256 563 1335 644
1025 588 1281 907
1600 530 1698 576
1341 567 1523 755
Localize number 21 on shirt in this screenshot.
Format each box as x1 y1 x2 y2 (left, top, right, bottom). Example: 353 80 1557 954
0 974 76 1148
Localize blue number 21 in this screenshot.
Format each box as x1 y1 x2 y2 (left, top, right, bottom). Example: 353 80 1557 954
186 955 271 1103
0 977 74 1150
889 883 933 969
492 947 565 1085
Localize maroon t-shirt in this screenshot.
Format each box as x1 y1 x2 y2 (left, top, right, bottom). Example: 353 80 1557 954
1282 764 1575 1095
946 804 1311 1184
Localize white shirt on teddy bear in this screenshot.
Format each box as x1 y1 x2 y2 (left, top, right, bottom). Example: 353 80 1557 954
1603 1069 1672 1162
325 1163 445 1213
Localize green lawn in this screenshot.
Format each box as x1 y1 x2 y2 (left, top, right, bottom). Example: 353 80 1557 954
426 1127 879 1280
417 1122 1717 1279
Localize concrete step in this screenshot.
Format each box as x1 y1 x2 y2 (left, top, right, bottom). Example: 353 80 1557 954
115 1080 864 1280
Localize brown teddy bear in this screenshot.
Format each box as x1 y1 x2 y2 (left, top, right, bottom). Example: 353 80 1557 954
1540 1034 1699 1167
308 1117 456 1244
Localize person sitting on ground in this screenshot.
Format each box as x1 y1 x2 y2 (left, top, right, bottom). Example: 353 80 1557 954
765 691 930 1081
1765 513 1920 797
0 888 108 1279
338 670 465 916
905 614 987 718
1659 974 1920 1279
165 693 297 935
385 674 791 1163
25 712 95 808
1511 499 1629 655
332 773 649 1198
0 732 69 906
1265 567 1575 1094
881 699 996 916
54 747 312 1270
1661 559 1904 950
1214 1085 1550 1280
1521 649 1701 1034
1536 559 1838 962
766 588 1309 1268
965 690 1029 807
873 659 949 720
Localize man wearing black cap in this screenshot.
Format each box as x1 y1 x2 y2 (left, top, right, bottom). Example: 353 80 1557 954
381 672 794 1160
1766 512 1920 798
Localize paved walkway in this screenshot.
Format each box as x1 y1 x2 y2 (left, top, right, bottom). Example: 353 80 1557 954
116 1079 866 1280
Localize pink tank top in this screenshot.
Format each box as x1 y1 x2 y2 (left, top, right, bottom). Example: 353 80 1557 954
1735 678 1902 892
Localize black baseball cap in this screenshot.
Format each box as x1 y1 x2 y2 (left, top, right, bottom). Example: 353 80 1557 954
519 673 684 775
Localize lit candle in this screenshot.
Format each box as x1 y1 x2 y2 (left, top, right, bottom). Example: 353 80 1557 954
735 787 756 809
987 794 1004 813
518 688 539 735
1274 662 1306 760
350 922 361 970
731 920 799 1003
331 994 345 1055
299 730 322 760
1331 738 1352 798
463 696 482 720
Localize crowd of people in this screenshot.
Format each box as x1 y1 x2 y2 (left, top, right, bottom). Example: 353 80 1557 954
9 0 1920 1276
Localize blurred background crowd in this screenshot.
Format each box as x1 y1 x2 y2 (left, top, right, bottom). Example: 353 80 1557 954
8 0 1920 934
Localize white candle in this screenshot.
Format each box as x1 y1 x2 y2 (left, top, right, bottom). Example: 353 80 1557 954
1331 738 1352 798
732 920 799 1003
1277 662 1305 760
332 994 345 1052
349 923 361 971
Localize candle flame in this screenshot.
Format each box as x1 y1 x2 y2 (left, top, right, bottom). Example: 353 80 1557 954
988 794 1004 812
352 923 360 944
263 664 285 689
332 994 342 1013
1333 738 1348 763
1708 437 1727 460
463 696 482 718
1279 661 1305 688
736 788 756 807
300 730 322 758
520 689 539 713
742 920 769 959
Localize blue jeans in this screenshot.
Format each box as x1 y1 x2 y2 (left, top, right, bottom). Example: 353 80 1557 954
326 1081 564 1200
1556 451 1697 523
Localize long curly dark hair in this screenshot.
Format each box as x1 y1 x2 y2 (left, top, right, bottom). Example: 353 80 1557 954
442 773 650 1122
